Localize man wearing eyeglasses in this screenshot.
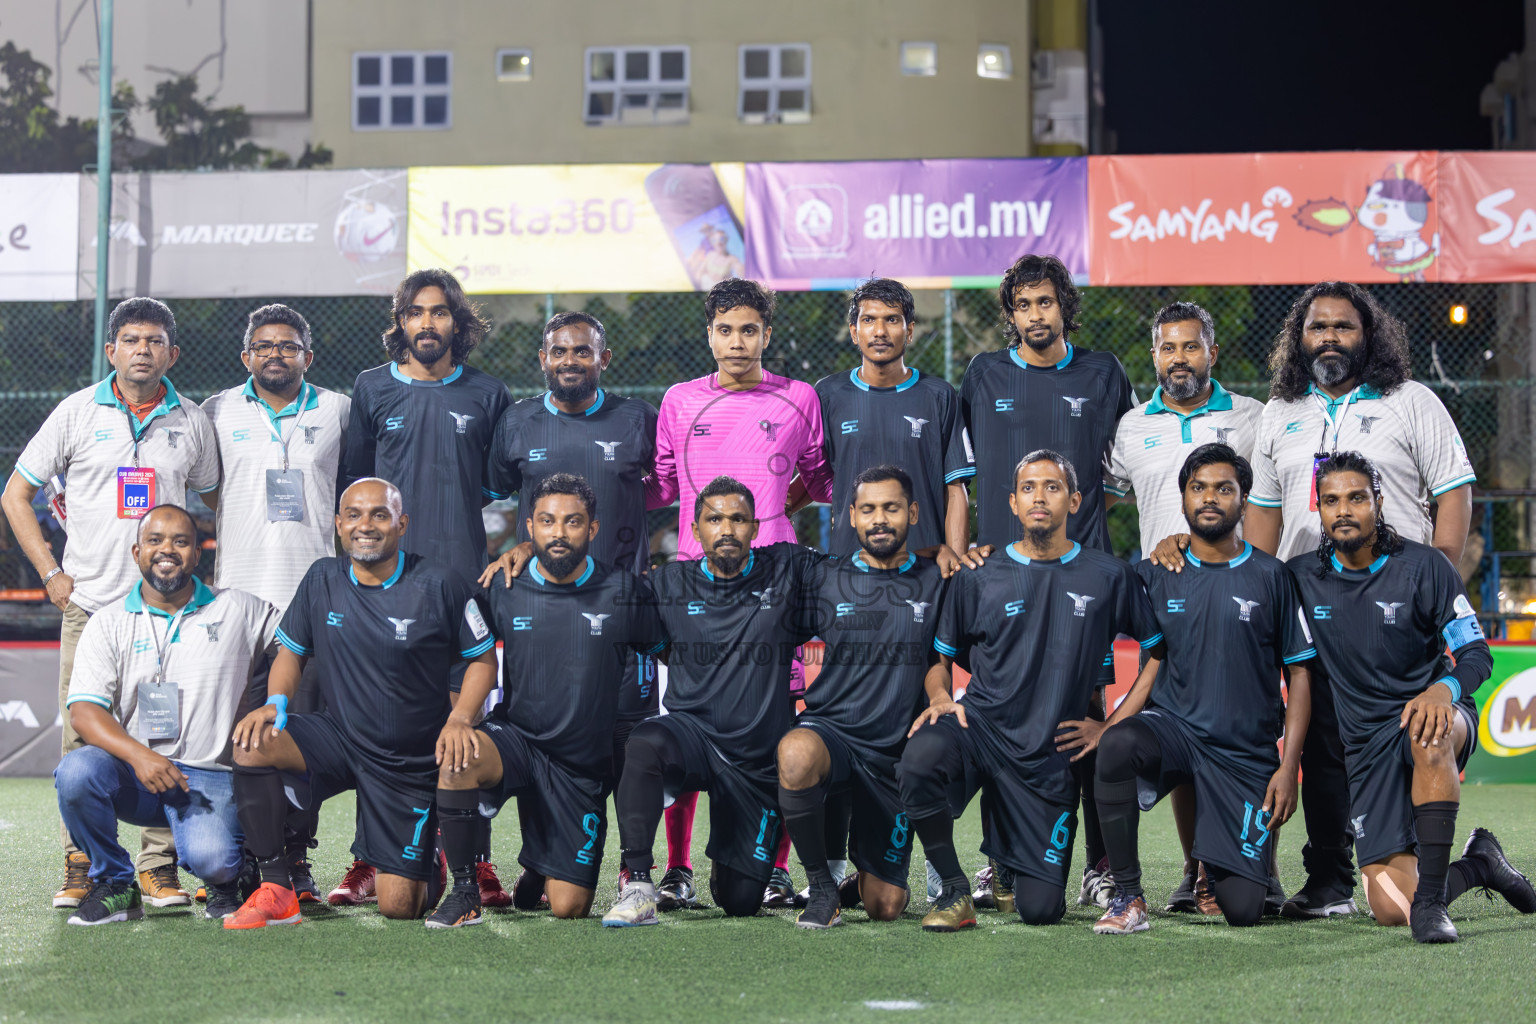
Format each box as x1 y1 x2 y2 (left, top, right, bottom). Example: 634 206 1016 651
201 305 351 901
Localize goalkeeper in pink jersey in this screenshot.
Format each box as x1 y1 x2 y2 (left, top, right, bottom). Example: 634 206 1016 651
645 279 835 910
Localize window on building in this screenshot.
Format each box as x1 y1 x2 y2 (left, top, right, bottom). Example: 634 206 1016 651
584 46 689 125
497 49 533 82
738 44 811 124
977 43 1012 80
900 41 937 77
353 51 452 130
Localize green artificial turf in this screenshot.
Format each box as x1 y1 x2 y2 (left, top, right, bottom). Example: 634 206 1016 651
1 778 1532 1023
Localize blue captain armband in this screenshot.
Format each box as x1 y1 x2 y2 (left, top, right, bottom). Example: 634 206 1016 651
1442 615 1485 651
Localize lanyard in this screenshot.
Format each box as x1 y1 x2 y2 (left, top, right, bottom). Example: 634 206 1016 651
1314 386 1360 453
258 384 309 471
144 603 192 686
123 407 153 469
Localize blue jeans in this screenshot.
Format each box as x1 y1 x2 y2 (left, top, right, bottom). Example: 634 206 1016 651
55 746 243 887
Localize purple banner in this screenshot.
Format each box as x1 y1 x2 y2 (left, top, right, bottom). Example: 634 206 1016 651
744 158 1088 288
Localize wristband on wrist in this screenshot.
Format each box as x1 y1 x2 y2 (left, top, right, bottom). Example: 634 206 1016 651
42 567 63 585
1436 677 1461 704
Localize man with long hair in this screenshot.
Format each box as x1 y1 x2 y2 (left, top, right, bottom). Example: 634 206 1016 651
1286 452 1533 942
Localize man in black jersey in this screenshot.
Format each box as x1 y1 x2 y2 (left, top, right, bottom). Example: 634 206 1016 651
342 268 511 903
958 254 1136 909
902 451 1161 932
1288 452 1536 942
1060 445 1315 933
604 476 821 927
777 465 951 929
426 475 665 928
223 479 499 928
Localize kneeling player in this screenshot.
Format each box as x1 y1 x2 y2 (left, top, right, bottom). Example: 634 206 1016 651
1063 445 1315 933
1290 452 1536 942
429 475 663 927
901 451 1160 931
778 466 952 928
224 479 498 927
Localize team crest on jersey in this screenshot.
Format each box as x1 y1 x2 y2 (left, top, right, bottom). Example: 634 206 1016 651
1067 592 1095 617
905 599 931 623
903 416 928 438
162 429 182 449
1355 414 1378 434
594 441 622 461
1210 426 1234 444
388 617 416 641
302 426 320 444
448 411 475 434
197 622 221 642
759 420 779 441
582 612 610 636
1062 397 1089 418
752 587 776 610
1376 601 1406 625
1232 597 1259 622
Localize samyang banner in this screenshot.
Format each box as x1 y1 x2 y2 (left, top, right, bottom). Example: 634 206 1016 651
1439 152 1536 282
744 158 1088 290
78 169 407 299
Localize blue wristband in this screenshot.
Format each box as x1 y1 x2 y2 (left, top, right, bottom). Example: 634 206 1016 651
1436 677 1461 704
264 694 289 732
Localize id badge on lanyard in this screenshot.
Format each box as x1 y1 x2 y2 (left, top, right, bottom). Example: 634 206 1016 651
1308 389 1358 512
116 407 157 519
141 605 188 742
263 393 307 522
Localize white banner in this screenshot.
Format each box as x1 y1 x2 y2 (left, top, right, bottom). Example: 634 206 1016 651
0 174 80 300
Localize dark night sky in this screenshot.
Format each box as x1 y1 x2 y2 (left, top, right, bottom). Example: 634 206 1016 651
1099 0 1526 153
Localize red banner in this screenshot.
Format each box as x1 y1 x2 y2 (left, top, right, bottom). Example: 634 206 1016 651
1440 152 1536 281
1088 152 1442 285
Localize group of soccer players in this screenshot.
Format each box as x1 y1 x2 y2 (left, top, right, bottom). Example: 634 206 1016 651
13 254 1536 944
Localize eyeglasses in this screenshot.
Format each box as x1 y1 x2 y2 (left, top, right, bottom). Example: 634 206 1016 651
249 341 305 358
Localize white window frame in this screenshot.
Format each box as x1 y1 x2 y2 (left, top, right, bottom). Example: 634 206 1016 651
900 41 938 77
976 43 1013 80
584 45 690 126
496 48 533 82
352 51 453 131
737 44 812 124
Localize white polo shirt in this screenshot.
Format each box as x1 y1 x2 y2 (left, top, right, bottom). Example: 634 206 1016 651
201 379 351 613
1107 380 1265 554
66 578 279 771
14 375 219 613
1249 380 1476 561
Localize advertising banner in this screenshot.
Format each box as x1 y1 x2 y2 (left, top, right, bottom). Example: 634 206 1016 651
744 158 1088 290
1469 643 1536 784
1439 152 1536 282
1088 152 1442 286
79 169 406 299
0 174 80 301
0 645 63 777
408 163 747 294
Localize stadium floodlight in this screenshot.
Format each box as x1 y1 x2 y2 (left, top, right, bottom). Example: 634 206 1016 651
977 44 1012 80
1450 303 1468 326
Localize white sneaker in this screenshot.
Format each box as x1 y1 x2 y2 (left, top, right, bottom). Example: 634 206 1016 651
925 860 943 902
603 881 659 927
1078 857 1116 909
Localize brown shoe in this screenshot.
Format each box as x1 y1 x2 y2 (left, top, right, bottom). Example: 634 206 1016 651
138 865 192 907
1195 863 1221 916
54 852 92 908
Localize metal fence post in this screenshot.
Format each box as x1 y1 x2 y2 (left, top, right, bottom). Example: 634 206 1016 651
90 0 115 383
943 288 955 384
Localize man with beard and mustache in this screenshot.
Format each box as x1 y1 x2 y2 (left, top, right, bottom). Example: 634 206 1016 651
777 465 952 930
426 474 665 928
55 504 279 924
1056 445 1315 935
341 269 512 905
1153 282 1476 921
222 478 498 929
901 452 1161 933
957 254 1137 911
604 476 823 927
1286 452 1534 943
200 305 351 902
4 296 219 910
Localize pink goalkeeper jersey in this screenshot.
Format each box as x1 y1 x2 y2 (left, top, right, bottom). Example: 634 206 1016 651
649 369 833 560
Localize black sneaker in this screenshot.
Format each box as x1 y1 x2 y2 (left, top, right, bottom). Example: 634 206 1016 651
288 856 321 904
1280 880 1357 919
796 885 843 930
656 866 698 911
1462 827 1536 913
204 881 243 920
425 885 484 929
763 867 796 908
1410 899 1458 943
67 879 144 926
1264 872 1288 916
511 868 548 911
1166 867 1199 913
838 870 863 909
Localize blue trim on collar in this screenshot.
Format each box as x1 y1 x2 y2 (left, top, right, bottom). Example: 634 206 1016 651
701 549 754 581
1330 551 1390 575
1307 382 1383 410
542 388 606 416
1009 343 1074 371
94 372 183 413
849 367 919 393
390 362 464 386
853 550 917 573
529 555 596 586
350 551 406 588
125 576 215 616
243 378 318 417
1143 379 1234 417
1005 541 1080 566
1185 541 1252 569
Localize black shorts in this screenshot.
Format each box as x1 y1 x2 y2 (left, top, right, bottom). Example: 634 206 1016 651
1344 702 1478 868
648 714 783 884
478 720 607 890
798 721 911 890
284 712 437 882
907 715 1078 888
1136 710 1278 886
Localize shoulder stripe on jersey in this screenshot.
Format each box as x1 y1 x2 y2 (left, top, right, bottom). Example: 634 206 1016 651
945 467 977 483
1138 633 1163 649
642 641 667 656
462 638 496 659
1283 648 1317 664
1103 483 1127 497
1246 495 1283 508
14 463 44 487
64 693 113 709
275 627 313 656
1431 473 1476 497
933 638 959 657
